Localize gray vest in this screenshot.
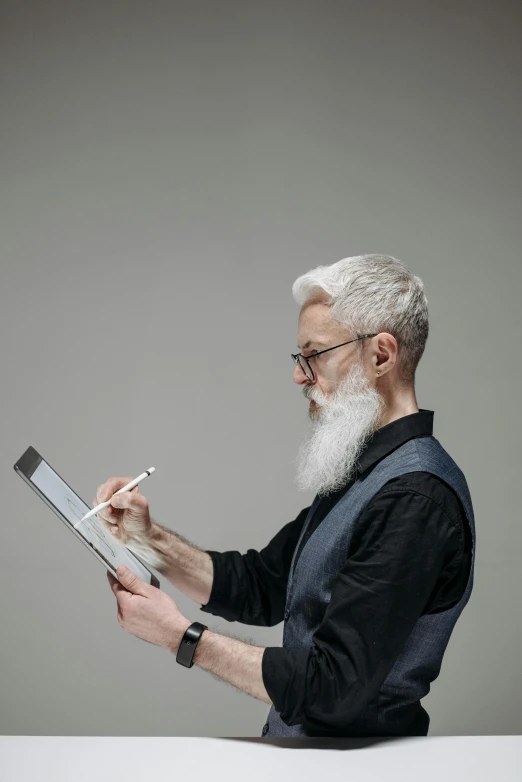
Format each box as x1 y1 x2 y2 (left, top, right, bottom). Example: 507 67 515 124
263 435 476 736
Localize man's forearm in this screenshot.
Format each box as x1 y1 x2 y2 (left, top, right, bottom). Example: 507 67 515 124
139 520 214 605
183 626 272 706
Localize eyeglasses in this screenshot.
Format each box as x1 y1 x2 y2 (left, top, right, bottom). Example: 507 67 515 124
291 334 377 382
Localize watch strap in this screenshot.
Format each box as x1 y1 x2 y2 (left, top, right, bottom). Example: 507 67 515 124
176 621 208 668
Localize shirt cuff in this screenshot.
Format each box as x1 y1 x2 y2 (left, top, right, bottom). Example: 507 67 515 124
262 646 311 724
199 550 238 620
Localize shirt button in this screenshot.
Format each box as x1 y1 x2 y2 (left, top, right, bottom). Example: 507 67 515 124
284 609 290 620
262 723 269 736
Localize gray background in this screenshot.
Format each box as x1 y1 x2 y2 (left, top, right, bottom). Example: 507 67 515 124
1 0 521 737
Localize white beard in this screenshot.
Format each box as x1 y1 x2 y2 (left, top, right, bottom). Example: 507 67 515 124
295 358 385 496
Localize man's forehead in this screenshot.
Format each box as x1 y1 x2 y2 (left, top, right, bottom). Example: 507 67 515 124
297 300 338 349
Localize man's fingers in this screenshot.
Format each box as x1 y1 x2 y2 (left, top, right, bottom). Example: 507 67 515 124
96 477 134 504
109 491 147 512
107 570 127 594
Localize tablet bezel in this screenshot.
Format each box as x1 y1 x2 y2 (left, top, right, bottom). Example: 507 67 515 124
14 446 160 589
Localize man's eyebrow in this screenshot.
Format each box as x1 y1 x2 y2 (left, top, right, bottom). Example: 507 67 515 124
298 339 327 350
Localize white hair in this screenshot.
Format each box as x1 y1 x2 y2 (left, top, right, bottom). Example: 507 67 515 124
292 254 429 384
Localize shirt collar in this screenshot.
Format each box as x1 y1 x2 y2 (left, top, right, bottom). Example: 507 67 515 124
355 408 434 475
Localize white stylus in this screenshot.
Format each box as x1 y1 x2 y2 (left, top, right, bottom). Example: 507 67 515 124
73 468 155 528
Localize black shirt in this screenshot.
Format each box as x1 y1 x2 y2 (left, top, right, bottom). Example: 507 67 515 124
200 409 472 734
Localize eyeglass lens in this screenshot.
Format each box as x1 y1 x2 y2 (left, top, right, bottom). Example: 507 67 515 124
297 355 314 380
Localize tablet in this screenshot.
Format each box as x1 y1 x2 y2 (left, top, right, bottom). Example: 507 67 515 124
14 446 160 589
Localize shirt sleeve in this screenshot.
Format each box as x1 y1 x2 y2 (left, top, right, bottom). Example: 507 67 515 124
261 487 464 730
199 506 311 627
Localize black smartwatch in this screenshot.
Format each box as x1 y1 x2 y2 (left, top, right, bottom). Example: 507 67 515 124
176 621 208 668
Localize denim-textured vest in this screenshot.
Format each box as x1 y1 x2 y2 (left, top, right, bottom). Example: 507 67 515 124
262 435 476 737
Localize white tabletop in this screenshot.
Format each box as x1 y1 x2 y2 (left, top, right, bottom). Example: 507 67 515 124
0 735 521 782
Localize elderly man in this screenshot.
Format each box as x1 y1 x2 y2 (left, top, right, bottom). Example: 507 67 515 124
100 253 475 737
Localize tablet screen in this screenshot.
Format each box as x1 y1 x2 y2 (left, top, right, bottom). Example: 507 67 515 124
30 459 153 582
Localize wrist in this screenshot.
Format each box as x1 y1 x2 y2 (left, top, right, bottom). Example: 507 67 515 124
170 616 193 655
148 521 165 546
142 522 172 570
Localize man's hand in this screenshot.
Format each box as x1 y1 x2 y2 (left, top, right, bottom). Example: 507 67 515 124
107 566 272 708
107 566 191 652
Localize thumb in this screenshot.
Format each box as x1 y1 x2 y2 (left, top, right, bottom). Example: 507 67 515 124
116 565 150 596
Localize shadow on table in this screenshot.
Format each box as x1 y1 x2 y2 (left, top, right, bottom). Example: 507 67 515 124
219 736 412 750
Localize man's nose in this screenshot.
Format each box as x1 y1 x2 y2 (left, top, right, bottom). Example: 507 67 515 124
293 363 313 385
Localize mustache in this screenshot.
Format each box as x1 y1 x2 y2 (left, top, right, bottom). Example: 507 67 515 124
303 390 320 405
303 386 319 401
